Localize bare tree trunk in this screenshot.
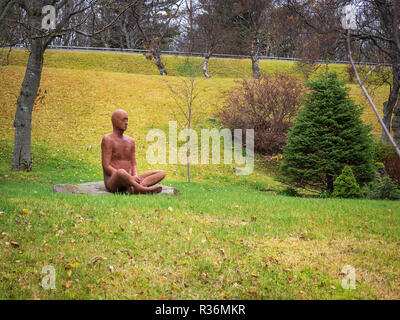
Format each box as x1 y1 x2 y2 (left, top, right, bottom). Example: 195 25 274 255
186 78 194 183
327 175 334 193
382 51 400 141
123 25 130 48
152 50 167 76
251 55 260 79
392 98 400 144
250 37 261 79
202 52 211 78
185 0 194 54
122 15 130 48
12 39 44 171
186 125 191 183
393 0 400 52
0 46 12 66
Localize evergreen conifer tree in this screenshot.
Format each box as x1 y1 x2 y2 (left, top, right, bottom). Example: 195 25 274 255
332 166 363 198
280 72 374 192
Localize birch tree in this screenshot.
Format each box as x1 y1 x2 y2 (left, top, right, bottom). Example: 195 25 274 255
232 0 274 78
195 0 233 78
132 0 182 76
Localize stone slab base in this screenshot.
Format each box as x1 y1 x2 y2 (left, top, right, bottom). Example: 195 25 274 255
52 181 181 196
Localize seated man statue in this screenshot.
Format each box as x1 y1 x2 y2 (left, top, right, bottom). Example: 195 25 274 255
102 109 165 194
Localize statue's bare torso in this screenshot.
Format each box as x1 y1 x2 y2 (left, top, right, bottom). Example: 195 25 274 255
102 133 135 184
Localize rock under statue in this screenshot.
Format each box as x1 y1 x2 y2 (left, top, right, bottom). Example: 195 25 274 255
101 109 165 194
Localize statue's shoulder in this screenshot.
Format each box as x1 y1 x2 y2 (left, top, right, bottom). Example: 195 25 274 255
124 135 135 145
102 133 113 143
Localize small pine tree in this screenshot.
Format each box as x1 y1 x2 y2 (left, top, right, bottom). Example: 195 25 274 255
280 72 374 192
332 166 362 198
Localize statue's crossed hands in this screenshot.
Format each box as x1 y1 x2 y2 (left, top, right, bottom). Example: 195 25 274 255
133 175 142 184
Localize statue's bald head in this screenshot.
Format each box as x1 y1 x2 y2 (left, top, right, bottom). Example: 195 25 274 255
111 109 128 131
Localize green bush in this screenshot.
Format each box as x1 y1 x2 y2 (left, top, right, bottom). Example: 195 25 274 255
280 71 374 193
332 166 363 199
278 187 301 197
371 139 400 186
375 162 384 168
319 191 332 198
363 171 400 200
372 139 393 163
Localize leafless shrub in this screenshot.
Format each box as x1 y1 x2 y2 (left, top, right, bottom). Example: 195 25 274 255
217 72 305 155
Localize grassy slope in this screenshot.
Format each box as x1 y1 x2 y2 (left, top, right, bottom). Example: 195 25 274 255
0 50 399 299
4 49 309 77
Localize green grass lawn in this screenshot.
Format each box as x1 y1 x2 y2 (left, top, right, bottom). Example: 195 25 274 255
0 51 399 300
1 142 399 299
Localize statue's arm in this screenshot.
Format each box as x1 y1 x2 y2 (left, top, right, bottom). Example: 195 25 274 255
101 136 117 176
131 139 138 176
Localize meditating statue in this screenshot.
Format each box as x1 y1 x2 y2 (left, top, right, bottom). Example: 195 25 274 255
101 109 165 194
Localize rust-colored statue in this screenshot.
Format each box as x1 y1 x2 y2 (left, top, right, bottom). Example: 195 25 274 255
102 109 165 194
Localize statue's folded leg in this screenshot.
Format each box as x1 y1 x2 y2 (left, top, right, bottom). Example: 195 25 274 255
107 169 162 194
138 170 166 187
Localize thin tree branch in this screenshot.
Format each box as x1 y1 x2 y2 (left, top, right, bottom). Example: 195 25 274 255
73 2 135 38
361 64 382 85
0 0 16 25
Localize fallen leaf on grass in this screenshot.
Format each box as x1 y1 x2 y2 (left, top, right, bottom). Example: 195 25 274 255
287 274 297 283
10 240 19 248
66 262 79 268
92 256 105 264
65 262 79 277
86 284 94 292
299 234 308 241
38 211 46 216
62 280 72 289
